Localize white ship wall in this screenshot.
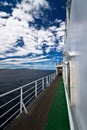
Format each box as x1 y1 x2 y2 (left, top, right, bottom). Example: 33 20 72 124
64 0 87 130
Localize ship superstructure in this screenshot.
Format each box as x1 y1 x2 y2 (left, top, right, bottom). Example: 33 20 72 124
63 0 87 129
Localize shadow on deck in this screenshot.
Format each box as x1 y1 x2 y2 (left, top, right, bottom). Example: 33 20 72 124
6 76 70 130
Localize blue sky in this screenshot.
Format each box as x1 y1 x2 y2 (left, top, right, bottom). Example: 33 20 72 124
0 0 66 70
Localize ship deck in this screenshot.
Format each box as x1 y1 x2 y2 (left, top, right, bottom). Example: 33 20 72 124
6 76 70 130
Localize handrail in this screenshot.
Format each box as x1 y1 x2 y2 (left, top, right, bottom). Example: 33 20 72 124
0 95 20 108
0 72 56 129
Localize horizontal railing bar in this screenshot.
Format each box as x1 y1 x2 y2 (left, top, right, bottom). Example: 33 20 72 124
23 90 35 101
42 81 44 84
0 74 54 97
43 83 46 87
37 88 42 94
42 84 44 88
37 81 42 86
0 102 20 118
37 85 42 90
0 109 20 128
36 77 45 82
0 95 20 109
38 87 42 91
0 88 20 97
23 86 35 95
25 95 35 106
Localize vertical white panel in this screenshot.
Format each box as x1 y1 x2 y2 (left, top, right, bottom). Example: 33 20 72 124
65 0 87 129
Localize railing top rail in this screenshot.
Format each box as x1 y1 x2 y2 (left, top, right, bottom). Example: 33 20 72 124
0 73 55 97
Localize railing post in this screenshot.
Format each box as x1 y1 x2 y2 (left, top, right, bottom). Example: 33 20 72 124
52 74 53 80
20 88 28 114
20 88 23 114
49 75 50 83
42 78 44 90
54 73 55 79
50 74 52 82
46 76 48 86
47 76 49 85
53 73 54 80
35 81 37 97
55 72 56 77
48 75 49 84
51 74 52 81
53 74 54 80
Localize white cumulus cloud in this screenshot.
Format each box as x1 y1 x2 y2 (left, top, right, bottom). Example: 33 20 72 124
0 0 65 69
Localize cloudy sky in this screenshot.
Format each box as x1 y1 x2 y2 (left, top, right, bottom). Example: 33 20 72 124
0 0 66 70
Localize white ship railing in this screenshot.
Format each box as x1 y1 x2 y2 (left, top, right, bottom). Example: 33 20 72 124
0 72 56 129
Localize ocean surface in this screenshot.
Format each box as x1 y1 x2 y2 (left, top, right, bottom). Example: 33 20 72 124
0 68 55 94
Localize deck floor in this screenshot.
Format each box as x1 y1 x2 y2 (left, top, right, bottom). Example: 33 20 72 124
6 76 70 130
44 76 70 130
